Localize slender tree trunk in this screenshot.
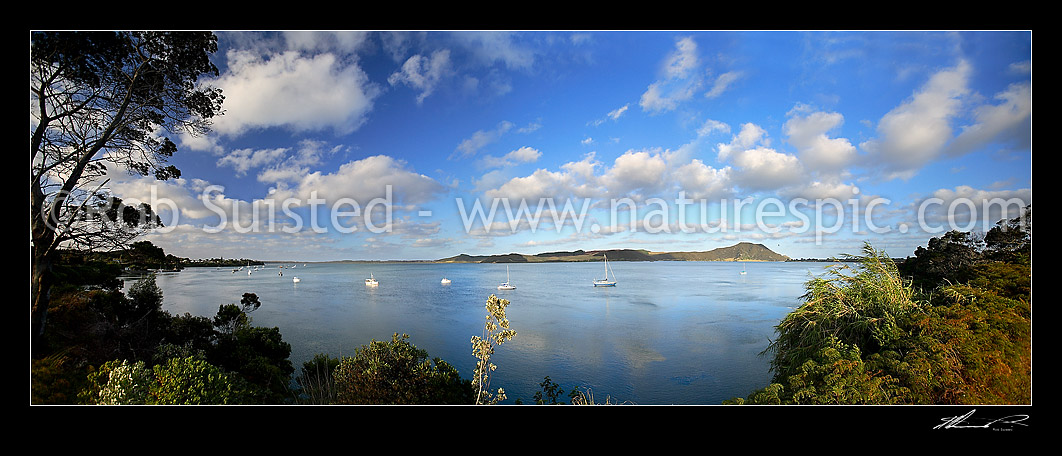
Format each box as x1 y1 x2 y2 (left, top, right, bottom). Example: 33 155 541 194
30 176 56 358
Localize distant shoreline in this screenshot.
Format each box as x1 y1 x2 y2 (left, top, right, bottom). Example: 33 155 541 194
195 242 873 265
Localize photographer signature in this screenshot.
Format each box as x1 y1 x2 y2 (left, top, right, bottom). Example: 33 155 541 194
934 409 1029 430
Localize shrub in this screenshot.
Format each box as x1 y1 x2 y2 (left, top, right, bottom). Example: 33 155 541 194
333 333 474 405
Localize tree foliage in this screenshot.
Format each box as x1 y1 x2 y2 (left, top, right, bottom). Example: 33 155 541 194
31 31 224 354
32 263 297 404
80 357 247 405
332 333 474 405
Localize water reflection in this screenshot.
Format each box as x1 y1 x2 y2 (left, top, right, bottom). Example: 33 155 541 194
135 261 820 404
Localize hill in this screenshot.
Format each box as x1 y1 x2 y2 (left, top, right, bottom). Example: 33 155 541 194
435 242 789 263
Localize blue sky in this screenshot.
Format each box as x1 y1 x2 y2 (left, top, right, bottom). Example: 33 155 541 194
110 30 1032 261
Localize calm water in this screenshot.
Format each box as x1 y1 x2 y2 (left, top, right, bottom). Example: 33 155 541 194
139 260 825 405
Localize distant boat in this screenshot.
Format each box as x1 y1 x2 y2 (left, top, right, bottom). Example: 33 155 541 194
441 278 451 285
365 273 379 287
497 265 516 290
292 276 301 283
593 254 617 287
740 263 747 275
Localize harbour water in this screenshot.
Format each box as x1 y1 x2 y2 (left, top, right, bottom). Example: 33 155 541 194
141 260 825 405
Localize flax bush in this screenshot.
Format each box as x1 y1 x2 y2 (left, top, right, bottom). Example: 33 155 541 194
765 243 919 382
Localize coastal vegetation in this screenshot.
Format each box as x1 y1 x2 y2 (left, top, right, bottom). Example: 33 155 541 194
726 206 1031 405
31 207 1029 405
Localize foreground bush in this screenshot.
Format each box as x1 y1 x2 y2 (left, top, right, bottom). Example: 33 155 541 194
79 357 247 405
728 242 1031 405
332 333 475 405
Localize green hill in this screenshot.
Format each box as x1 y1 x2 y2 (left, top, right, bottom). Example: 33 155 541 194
435 242 789 263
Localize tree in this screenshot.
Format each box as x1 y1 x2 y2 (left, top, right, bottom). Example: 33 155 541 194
31 31 224 355
983 205 1031 264
902 230 984 290
208 294 294 404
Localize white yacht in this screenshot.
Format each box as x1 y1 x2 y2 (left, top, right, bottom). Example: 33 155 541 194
497 265 516 290
593 254 617 287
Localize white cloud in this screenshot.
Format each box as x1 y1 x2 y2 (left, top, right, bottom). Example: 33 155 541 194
730 147 805 191
697 119 730 137
946 82 1031 157
861 60 971 179
716 122 806 192
273 155 446 207
452 121 515 159
600 150 670 198
673 159 732 200
484 168 578 202
784 109 857 173
705 71 743 99
481 146 542 169
717 123 769 161
387 49 453 104
664 36 699 79
640 37 704 114
217 147 289 177
209 49 380 137
451 31 536 70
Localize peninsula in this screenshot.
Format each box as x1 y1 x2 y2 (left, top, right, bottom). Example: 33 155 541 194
435 242 790 263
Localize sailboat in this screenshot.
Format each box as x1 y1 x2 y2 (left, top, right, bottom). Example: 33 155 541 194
593 254 617 287
365 272 379 287
740 263 747 275
497 265 516 290
292 276 301 283
441 278 451 285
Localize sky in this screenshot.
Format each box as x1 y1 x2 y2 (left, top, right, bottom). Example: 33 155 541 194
106 30 1032 262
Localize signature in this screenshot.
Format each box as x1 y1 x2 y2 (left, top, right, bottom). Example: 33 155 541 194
934 409 1029 430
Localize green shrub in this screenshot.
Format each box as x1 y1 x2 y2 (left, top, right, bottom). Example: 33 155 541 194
333 333 475 405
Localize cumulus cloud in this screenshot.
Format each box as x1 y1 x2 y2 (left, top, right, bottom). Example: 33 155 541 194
482 145 734 204
208 49 380 137
716 123 805 192
600 150 670 198
673 159 732 200
273 155 446 207
946 82 1031 157
861 60 971 179
784 109 857 173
